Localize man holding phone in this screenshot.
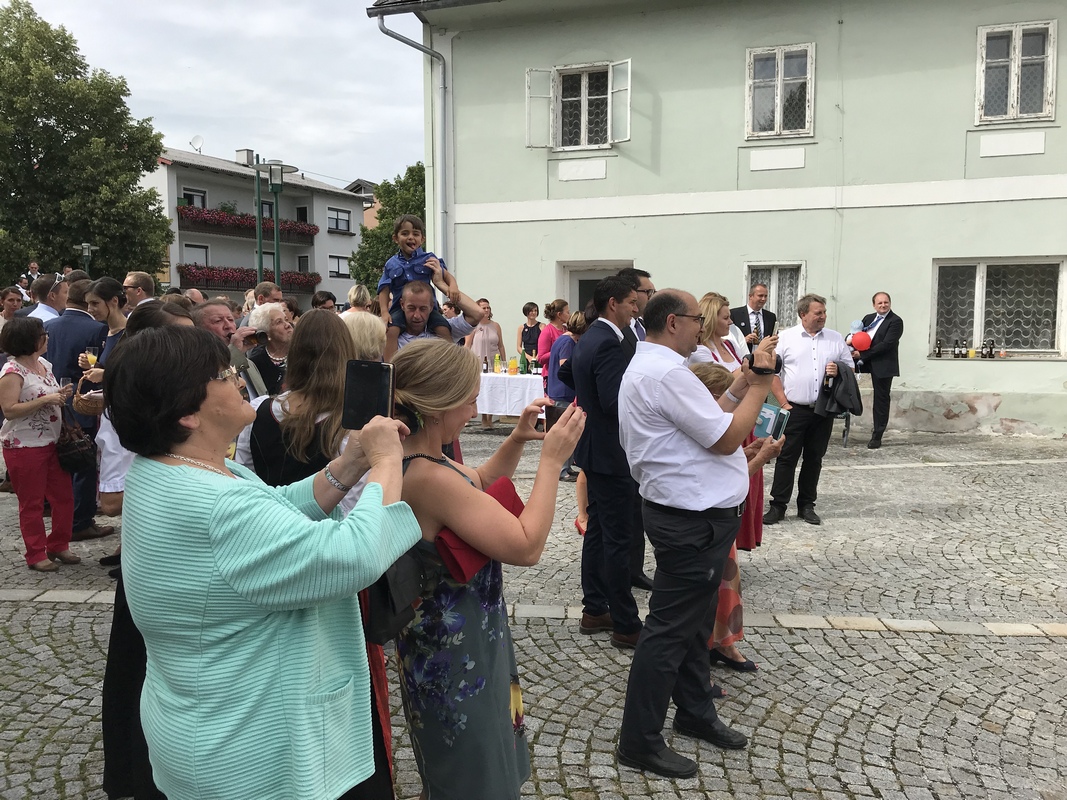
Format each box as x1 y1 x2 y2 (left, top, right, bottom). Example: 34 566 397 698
615 289 776 778
730 283 776 353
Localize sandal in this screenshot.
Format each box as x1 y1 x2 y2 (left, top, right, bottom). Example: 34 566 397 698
28 559 58 572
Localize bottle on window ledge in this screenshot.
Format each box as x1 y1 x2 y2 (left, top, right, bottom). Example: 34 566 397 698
934 338 943 358
952 339 961 359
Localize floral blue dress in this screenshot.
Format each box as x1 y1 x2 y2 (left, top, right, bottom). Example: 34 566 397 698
395 460 530 800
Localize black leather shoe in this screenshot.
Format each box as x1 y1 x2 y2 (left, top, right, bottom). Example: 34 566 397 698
762 505 785 525
559 472 578 482
673 714 748 750
630 572 654 591
616 745 698 779
798 506 822 525
867 437 882 449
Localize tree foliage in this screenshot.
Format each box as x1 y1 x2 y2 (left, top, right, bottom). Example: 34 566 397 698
348 162 426 288
0 0 172 285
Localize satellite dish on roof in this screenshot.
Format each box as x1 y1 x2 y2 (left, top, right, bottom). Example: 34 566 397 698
190 135 204 153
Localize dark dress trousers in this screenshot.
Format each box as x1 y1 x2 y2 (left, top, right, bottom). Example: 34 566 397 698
856 310 903 439
44 309 107 531
571 320 642 635
730 306 777 352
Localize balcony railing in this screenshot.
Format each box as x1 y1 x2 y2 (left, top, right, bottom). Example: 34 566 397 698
177 264 323 293
176 205 319 246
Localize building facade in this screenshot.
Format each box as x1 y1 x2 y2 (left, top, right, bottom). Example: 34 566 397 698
141 148 366 303
370 0 1067 434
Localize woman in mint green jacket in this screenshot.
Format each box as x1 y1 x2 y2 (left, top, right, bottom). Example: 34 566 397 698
104 326 420 800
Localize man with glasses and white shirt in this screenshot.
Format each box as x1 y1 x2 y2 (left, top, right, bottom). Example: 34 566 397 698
765 293 854 526
122 271 156 307
615 289 776 779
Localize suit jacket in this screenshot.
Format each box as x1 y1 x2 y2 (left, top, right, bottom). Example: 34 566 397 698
856 310 903 378
570 319 632 476
44 309 107 430
730 306 777 352
815 361 863 417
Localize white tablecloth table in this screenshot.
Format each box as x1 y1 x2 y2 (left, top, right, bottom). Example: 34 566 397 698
477 373 544 416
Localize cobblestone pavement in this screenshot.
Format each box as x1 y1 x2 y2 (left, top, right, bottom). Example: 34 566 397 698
2 427 1066 799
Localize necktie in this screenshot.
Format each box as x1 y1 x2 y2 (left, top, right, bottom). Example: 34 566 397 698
753 314 762 339
635 318 646 341
865 315 883 332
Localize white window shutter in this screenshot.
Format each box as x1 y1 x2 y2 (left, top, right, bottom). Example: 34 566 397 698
608 59 632 144
526 68 553 148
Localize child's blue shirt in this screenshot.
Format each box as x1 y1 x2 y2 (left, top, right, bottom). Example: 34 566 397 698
376 247 448 313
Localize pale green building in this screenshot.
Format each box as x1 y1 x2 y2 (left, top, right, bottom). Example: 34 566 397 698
368 0 1067 435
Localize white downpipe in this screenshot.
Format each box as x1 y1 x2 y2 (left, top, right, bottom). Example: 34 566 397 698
376 16 448 264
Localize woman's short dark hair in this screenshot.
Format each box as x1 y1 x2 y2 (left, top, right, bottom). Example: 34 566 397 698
104 327 229 456
522 301 539 317
87 277 127 309
311 290 336 308
0 316 45 357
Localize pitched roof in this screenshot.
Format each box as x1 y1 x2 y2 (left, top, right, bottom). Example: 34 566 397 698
367 0 501 17
158 148 360 200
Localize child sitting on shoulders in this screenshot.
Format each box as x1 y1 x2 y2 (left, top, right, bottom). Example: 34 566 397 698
377 215 459 345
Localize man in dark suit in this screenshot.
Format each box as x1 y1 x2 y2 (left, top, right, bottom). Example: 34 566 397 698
571 275 644 649
616 267 656 591
730 283 776 352
852 292 903 449
44 279 114 541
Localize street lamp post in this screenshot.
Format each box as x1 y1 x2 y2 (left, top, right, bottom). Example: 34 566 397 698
253 159 297 286
73 242 99 275
254 155 264 282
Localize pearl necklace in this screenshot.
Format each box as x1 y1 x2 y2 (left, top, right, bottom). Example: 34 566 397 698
165 453 232 477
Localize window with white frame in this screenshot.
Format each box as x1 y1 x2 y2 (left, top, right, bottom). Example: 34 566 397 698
328 255 349 279
746 44 815 138
525 60 631 150
328 207 351 232
745 263 804 326
182 189 206 208
182 244 208 265
934 259 1064 353
976 21 1057 123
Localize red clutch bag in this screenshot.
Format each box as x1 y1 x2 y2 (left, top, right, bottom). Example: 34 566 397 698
435 475 525 582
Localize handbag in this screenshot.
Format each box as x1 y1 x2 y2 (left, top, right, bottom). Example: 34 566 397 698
363 546 426 645
71 375 105 416
55 408 96 473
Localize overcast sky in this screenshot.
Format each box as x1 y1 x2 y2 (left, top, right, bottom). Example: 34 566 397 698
24 0 426 187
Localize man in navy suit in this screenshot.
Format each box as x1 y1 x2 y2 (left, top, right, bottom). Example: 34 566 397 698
570 275 644 649
852 292 903 449
730 283 776 352
44 279 113 540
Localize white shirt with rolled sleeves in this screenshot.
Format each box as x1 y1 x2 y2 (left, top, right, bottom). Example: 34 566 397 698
776 324 855 406
618 341 748 511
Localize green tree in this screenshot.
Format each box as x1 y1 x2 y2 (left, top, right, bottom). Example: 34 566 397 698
0 0 172 285
348 162 425 288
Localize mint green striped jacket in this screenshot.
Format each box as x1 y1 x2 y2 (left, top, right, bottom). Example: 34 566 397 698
122 457 420 800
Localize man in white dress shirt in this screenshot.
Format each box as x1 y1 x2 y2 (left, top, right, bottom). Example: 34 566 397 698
615 289 776 779
765 293 854 526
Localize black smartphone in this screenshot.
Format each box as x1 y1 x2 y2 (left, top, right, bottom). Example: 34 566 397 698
770 408 790 439
341 360 395 430
544 404 566 432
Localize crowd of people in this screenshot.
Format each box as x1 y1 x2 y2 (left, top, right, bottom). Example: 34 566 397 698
0 217 902 795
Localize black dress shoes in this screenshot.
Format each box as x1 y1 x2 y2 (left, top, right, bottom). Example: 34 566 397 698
673 714 748 750
616 745 698 779
798 506 822 525
631 572 654 591
867 437 882 449
762 505 785 525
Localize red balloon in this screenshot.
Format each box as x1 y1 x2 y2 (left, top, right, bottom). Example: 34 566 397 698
851 331 872 351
